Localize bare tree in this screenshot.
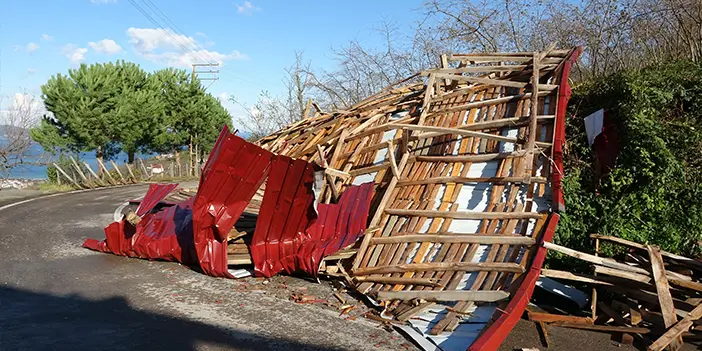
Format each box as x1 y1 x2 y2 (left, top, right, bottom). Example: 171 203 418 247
233 52 314 139
0 93 45 178
425 0 702 79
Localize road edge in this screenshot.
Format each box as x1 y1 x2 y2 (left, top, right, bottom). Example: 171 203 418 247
0 184 146 212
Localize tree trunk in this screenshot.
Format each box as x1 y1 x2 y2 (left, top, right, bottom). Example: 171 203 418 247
174 150 182 177
189 135 193 176
96 146 104 176
128 151 135 164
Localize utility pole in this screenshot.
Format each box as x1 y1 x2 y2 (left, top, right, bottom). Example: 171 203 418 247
189 63 219 176
191 63 219 88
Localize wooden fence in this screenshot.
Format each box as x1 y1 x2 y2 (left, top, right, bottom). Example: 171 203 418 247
52 156 201 189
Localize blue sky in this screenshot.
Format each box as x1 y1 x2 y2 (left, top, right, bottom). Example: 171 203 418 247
0 0 426 129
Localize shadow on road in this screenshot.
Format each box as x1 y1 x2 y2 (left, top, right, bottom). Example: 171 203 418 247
0 285 341 351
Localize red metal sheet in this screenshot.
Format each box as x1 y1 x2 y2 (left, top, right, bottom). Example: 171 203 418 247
135 183 179 216
250 154 374 278
84 126 272 278
551 47 582 212
190 129 273 277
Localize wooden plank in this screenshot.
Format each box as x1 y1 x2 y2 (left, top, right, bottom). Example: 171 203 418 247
353 276 443 287
376 290 509 302
415 115 555 139
124 162 137 181
396 175 547 187
389 123 552 148
386 141 400 177
541 268 615 286
432 73 558 91
53 163 83 188
83 161 106 186
370 234 535 245
385 208 542 219
543 241 651 275
649 303 702 351
591 234 702 271
351 152 410 270
550 323 650 334
527 310 593 324
412 151 527 163
110 160 126 183
647 244 683 350
352 261 524 276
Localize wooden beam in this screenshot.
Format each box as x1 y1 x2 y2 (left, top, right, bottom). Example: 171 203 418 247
396 175 547 187
550 323 650 334
412 151 527 163
389 123 552 148
647 244 683 350
370 234 535 246
591 234 702 271
110 160 126 183
53 163 83 188
432 73 558 91
544 241 651 275
352 261 524 276
415 115 555 139
594 265 651 284
376 290 509 302
649 303 702 351
385 209 542 220
527 310 593 324
353 276 443 288
541 268 615 286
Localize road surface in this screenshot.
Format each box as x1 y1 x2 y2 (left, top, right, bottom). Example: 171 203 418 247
0 185 412 351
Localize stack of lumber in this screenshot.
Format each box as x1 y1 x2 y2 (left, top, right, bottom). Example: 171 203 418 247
539 235 702 350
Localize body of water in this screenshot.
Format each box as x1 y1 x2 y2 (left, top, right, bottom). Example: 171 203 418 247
7 142 156 180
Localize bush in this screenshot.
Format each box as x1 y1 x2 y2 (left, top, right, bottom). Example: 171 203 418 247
551 60 702 269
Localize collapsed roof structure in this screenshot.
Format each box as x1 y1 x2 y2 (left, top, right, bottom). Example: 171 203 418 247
85 46 581 350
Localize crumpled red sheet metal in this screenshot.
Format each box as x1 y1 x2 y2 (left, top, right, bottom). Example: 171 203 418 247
190 127 273 277
84 125 374 279
135 183 180 216
84 126 272 278
251 155 375 278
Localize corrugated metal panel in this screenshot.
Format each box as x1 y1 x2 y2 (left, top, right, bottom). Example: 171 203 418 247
84 126 273 278
251 154 374 277
191 127 273 277
135 183 179 216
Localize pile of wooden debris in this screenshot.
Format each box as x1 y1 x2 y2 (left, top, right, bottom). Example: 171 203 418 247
532 235 702 351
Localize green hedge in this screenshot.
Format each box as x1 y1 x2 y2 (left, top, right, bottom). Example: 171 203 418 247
550 61 702 270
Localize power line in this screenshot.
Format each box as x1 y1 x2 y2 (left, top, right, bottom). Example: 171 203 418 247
127 0 276 91
126 0 210 64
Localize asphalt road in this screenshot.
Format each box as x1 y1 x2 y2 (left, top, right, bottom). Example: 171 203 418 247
0 185 412 351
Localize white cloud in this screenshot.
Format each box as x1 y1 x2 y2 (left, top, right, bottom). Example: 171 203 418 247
127 27 196 53
236 1 259 14
219 92 229 101
62 44 88 64
27 68 37 75
41 34 53 41
88 39 122 54
26 42 39 53
90 0 117 4
127 27 248 68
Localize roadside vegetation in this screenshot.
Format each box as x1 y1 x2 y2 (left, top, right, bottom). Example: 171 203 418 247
30 62 232 176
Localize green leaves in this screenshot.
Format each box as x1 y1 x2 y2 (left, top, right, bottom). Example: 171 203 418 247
32 61 231 162
555 60 702 266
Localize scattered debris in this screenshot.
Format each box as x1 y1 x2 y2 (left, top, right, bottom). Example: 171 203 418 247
536 234 702 351
82 46 597 351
